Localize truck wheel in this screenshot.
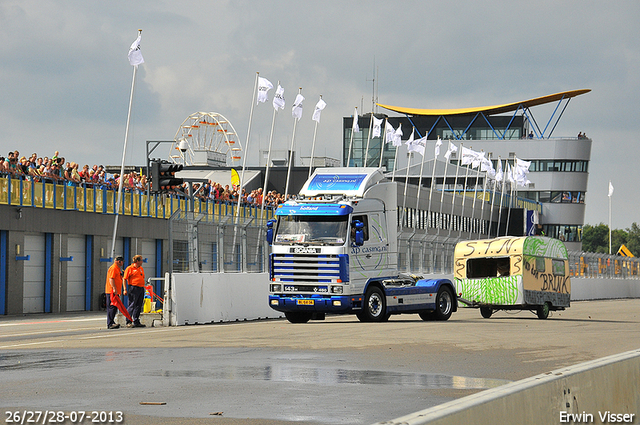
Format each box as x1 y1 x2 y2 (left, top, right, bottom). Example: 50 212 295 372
434 287 454 321
419 311 435 321
285 312 312 323
480 306 493 319
536 302 550 320
362 287 388 322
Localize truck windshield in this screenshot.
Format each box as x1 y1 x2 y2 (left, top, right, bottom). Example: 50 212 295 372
275 215 348 246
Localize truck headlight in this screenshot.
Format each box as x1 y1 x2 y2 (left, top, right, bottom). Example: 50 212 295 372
270 284 282 292
331 285 343 294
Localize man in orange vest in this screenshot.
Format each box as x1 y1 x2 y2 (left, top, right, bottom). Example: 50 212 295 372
105 256 125 329
124 254 146 328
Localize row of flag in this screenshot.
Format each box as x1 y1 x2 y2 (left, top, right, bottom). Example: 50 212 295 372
257 77 327 122
127 31 540 194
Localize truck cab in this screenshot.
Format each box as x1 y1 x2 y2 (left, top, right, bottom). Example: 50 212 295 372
267 168 457 323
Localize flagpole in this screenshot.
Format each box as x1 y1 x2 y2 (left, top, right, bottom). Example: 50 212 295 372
439 147 450 233
470 151 482 236
497 158 506 236
260 82 281 212
235 72 259 223
284 88 302 200
448 143 461 238
364 114 374 166
391 144 400 182
427 150 438 231
459 144 470 238
347 107 357 167
110 29 141 261
505 160 515 236
488 158 498 238
379 119 388 169
401 149 412 227
308 95 322 179
478 155 489 239
609 180 612 255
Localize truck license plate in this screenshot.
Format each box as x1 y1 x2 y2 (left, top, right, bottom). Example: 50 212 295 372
296 299 314 305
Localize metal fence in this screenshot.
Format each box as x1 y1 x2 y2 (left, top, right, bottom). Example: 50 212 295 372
169 210 271 274
168 216 640 280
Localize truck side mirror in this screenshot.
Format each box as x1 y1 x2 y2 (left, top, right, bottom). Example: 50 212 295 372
266 219 276 244
352 220 364 246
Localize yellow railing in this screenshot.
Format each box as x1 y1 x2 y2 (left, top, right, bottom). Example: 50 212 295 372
0 175 274 221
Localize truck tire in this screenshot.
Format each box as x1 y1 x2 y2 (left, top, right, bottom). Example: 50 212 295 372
536 302 550 320
361 286 389 322
285 312 312 323
434 287 454 321
419 311 435 321
480 306 493 319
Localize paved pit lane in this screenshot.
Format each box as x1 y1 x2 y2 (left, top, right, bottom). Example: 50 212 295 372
1 299 639 424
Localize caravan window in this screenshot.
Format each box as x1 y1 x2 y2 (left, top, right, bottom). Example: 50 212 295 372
535 257 546 272
552 259 566 276
466 257 510 279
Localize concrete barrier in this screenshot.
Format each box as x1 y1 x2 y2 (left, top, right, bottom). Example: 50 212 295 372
167 272 283 325
374 349 640 425
571 278 640 301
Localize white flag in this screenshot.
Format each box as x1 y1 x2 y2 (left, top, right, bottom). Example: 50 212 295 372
312 98 326 122
352 108 360 133
444 142 458 160
292 94 304 120
393 124 403 147
471 151 485 169
460 146 476 166
411 136 427 157
385 121 396 144
405 129 415 150
434 137 443 157
257 77 273 104
608 181 614 197
128 34 144 66
515 158 531 174
273 85 285 110
495 159 503 182
506 163 516 184
481 157 495 179
372 117 383 138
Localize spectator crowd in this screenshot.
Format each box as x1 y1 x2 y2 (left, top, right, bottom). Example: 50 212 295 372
0 149 286 207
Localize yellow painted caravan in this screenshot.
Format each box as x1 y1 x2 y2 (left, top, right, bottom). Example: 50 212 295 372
454 236 570 319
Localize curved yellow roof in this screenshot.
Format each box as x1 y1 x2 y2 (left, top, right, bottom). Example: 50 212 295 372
377 89 591 116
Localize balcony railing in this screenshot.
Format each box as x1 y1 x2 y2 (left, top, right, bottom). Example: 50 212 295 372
0 174 274 222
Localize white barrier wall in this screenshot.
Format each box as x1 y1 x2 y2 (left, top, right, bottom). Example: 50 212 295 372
571 278 640 300
165 274 640 326
168 273 283 325
375 349 640 425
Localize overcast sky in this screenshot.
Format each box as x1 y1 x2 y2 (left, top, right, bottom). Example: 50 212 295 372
1 0 638 229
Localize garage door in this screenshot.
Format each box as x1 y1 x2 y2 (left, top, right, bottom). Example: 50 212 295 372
67 235 86 311
23 234 45 313
139 239 157 281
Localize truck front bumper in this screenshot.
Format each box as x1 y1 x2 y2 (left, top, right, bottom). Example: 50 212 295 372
268 294 360 314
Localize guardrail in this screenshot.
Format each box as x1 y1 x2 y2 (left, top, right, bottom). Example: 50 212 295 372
0 173 273 221
2 174 638 279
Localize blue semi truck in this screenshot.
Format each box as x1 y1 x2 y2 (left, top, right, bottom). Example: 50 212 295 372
267 167 457 323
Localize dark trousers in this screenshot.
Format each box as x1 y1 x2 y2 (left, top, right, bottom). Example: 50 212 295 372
106 294 118 327
127 285 145 324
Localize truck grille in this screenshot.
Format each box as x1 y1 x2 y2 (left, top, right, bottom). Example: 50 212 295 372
271 253 341 283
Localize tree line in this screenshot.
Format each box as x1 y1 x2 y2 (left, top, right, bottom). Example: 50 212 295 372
581 223 640 256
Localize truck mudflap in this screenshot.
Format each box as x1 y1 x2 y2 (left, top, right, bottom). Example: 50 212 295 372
269 294 361 314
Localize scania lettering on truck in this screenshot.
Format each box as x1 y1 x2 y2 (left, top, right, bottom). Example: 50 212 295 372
266 167 457 323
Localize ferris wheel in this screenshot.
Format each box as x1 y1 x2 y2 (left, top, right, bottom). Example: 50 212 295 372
170 112 242 166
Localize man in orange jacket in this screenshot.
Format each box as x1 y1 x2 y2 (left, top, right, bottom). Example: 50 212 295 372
124 254 146 328
105 256 125 329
